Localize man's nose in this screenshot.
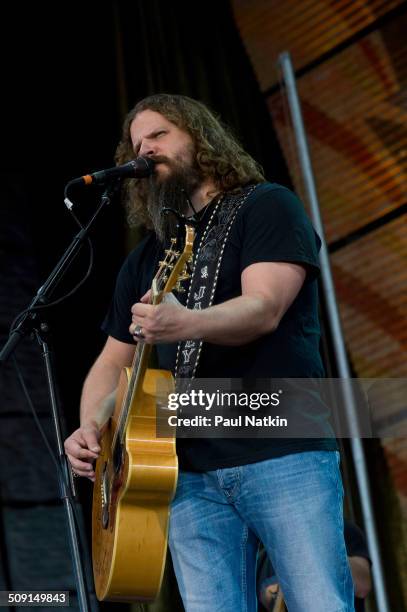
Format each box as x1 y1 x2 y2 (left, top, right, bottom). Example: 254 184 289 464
139 141 156 157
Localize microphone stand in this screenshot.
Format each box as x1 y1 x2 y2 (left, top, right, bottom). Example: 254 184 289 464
0 183 118 612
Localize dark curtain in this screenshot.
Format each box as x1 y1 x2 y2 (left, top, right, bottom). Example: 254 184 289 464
0 2 289 610
115 0 290 184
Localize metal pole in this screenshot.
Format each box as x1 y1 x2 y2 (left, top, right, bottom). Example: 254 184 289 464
38 333 91 612
278 50 390 612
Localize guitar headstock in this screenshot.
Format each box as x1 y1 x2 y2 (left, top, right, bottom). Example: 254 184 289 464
152 225 195 303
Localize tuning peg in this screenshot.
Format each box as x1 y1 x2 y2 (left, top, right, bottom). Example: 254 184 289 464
159 261 174 269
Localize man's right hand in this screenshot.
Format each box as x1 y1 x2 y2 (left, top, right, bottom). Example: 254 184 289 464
64 423 101 482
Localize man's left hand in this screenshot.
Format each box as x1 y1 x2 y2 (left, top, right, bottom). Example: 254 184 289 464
130 293 197 344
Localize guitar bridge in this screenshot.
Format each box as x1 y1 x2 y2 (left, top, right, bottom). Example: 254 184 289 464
101 462 110 529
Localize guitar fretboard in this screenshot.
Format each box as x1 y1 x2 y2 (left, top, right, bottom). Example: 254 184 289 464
112 339 151 454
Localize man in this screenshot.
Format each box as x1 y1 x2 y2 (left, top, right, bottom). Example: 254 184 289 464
64 94 354 611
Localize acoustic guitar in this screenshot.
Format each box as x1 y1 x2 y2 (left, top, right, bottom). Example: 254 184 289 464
92 226 195 602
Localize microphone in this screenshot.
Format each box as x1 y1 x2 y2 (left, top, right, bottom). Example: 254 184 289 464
69 156 155 187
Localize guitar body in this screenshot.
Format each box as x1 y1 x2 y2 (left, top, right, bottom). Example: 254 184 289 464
92 366 177 602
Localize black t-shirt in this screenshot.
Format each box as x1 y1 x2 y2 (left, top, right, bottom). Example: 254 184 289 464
102 182 337 471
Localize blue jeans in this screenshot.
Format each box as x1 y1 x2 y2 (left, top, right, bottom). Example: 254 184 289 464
169 451 354 611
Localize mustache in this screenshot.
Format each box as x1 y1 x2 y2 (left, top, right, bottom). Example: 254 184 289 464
148 155 173 179
150 155 171 165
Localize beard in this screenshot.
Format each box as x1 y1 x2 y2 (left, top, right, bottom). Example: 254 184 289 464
146 151 203 243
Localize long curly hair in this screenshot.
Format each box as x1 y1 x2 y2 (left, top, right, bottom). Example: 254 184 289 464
115 93 265 228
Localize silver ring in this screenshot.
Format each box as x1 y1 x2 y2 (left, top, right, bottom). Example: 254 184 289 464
133 324 145 339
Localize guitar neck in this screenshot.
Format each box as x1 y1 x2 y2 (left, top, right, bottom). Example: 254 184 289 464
113 340 152 450
110 225 195 453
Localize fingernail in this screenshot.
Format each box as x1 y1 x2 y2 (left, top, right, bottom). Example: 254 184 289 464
91 446 100 452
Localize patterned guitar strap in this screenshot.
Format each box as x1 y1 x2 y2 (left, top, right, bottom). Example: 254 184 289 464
175 183 257 383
